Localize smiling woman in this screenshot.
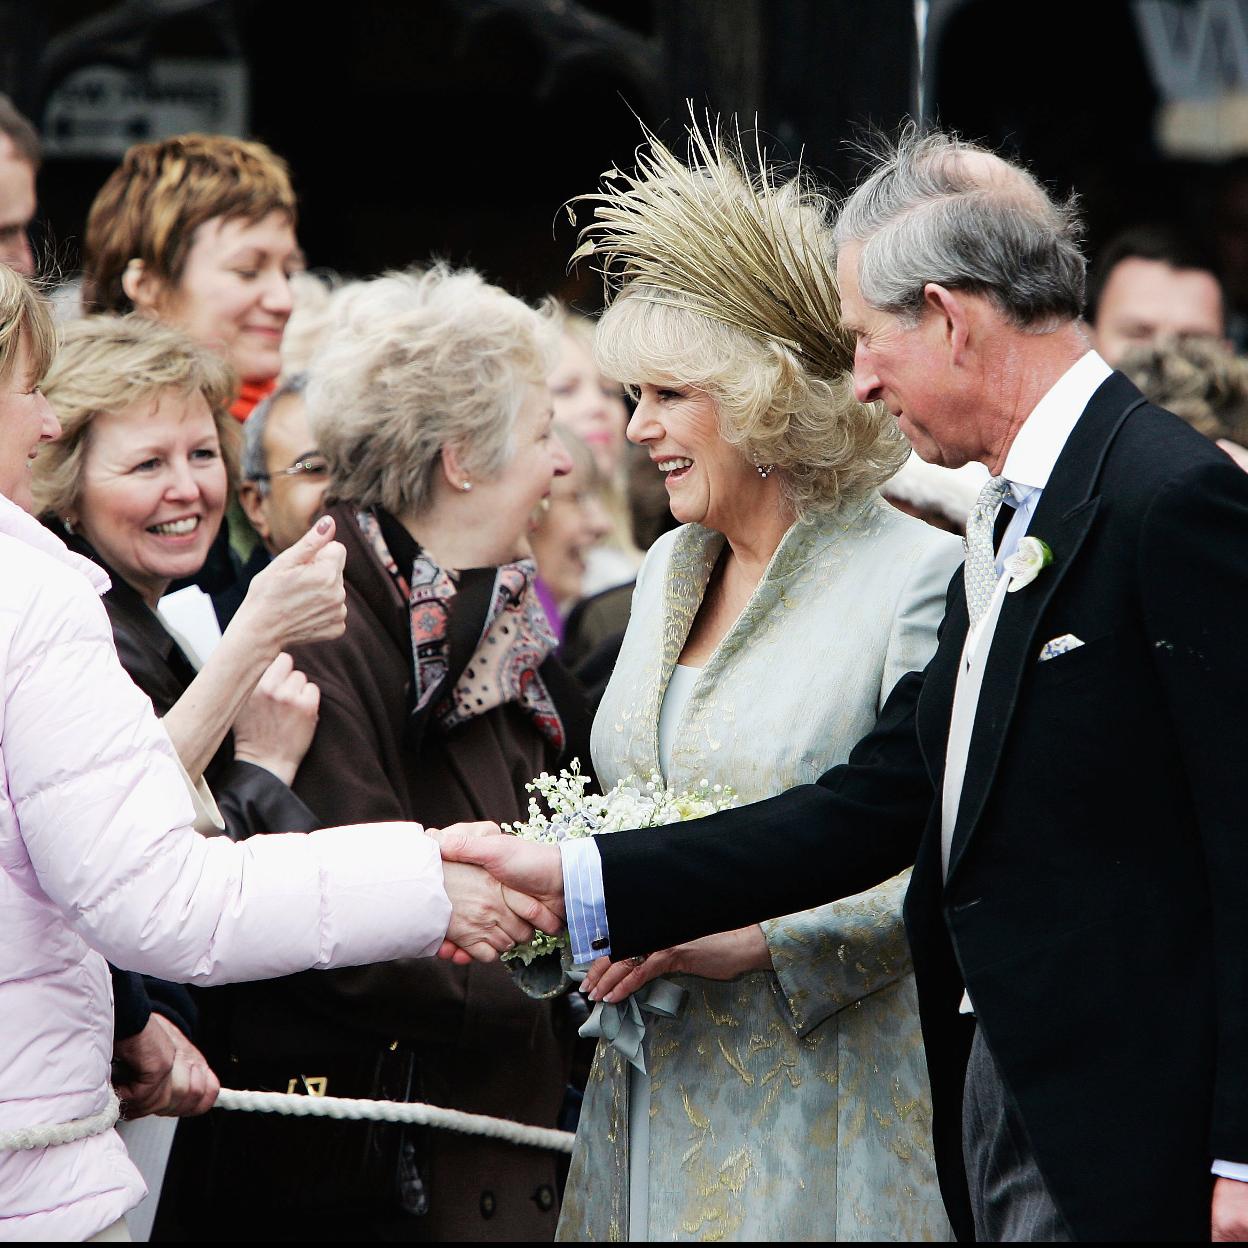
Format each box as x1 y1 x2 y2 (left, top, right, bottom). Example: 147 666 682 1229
551 120 961 1243
32 315 344 839
80 134 303 418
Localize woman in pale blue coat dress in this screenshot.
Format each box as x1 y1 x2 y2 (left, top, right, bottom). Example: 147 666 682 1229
554 124 962 1242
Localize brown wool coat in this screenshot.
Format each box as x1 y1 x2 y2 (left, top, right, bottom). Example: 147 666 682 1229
230 504 589 1241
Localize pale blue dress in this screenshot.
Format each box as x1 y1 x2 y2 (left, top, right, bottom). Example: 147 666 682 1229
557 495 962 1242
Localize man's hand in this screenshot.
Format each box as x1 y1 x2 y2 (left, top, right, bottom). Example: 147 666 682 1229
112 1013 219 1118
1212 1176 1248 1240
434 825 566 963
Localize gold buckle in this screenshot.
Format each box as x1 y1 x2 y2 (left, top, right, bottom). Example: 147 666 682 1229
286 1075 328 1097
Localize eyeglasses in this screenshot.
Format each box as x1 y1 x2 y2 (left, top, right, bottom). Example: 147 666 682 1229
251 455 330 483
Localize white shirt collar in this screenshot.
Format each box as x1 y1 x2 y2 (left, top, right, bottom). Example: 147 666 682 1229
1000 350 1113 498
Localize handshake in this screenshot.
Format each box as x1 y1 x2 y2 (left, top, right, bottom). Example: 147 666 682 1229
429 822 567 964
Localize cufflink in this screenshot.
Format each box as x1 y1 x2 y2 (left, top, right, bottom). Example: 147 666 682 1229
591 937 610 951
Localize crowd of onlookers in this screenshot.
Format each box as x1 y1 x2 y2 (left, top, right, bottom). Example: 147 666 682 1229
4 86 1248 1243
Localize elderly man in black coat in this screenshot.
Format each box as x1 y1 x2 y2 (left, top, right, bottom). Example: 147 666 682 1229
439 128 1248 1243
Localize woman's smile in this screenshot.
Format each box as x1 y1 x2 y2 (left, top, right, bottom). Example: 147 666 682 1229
145 514 204 540
654 455 695 487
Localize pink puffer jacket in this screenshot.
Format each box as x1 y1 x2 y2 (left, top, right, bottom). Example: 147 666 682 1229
0 499 453 1240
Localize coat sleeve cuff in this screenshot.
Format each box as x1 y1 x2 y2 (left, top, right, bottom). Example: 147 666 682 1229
763 869 913 1037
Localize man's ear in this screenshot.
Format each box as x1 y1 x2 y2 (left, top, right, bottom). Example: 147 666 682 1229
923 283 971 364
237 481 271 541
121 258 167 315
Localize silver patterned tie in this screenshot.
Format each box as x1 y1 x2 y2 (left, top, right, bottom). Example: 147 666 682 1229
964 475 1011 630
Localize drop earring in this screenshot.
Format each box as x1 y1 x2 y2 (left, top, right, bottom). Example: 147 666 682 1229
755 462 774 479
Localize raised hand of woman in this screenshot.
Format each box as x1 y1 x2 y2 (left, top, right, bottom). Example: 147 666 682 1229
234 515 348 653
583 925 774 1003
231 652 321 785
163 518 345 784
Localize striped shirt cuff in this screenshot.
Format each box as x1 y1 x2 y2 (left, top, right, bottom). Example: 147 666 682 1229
560 836 611 964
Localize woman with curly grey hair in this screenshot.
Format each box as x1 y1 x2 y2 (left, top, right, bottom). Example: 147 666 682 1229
203 264 590 1242
553 121 962 1241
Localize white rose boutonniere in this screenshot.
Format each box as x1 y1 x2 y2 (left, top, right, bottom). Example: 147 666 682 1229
1004 536 1053 593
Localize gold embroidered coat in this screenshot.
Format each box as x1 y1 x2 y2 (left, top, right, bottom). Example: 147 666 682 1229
557 497 962 1242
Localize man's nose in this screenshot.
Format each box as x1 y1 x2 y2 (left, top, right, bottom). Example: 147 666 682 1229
852 344 882 405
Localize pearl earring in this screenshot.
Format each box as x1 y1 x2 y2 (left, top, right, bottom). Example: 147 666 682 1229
64 516 75 533
460 481 472 492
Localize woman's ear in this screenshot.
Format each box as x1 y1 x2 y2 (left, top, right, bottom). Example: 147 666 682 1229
440 443 473 493
121 258 166 314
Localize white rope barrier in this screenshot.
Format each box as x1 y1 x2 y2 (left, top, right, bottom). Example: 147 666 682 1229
0 1091 120 1152
214 1088 576 1154
0 1087 574 1155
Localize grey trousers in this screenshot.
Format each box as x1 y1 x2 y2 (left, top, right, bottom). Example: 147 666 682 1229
962 1027 1072 1242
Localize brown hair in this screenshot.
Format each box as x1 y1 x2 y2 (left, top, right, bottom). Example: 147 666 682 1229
0 263 55 387
34 315 239 518
81 133 297 315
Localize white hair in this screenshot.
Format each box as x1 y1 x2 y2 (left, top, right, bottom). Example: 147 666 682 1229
306 266 560 515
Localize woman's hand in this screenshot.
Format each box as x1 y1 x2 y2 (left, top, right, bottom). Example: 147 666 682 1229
583 925 773 1004
233 516 348 655
440 861 550 963
231 652 320 785
112 1013 220 1118
163 519 344 783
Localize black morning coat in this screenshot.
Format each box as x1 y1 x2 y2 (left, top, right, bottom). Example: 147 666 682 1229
595 373 1248 1242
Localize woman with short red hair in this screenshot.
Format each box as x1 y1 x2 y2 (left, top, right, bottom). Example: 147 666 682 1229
82 133 303 421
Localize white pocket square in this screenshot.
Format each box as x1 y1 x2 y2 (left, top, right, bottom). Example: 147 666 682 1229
1038 634 1084 662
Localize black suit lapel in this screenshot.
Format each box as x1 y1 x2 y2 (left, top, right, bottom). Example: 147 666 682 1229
945 373 1147 883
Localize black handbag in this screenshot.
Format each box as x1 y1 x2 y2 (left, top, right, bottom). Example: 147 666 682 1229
204 1043 432 1216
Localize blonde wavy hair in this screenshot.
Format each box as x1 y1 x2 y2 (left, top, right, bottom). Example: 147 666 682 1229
578 118 907 519
306 265 560 515
32 315 238 518
0 263 55 386
595 285 907 520
81 133 297 315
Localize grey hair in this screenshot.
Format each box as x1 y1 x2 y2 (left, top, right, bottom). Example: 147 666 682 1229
306 265 560 516
242 371 309 494
834 127 1086 331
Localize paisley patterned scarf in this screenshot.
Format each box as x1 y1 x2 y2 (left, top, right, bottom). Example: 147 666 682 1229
356 509 565 750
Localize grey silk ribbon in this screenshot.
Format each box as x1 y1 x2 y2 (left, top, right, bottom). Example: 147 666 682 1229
567 967 687 1074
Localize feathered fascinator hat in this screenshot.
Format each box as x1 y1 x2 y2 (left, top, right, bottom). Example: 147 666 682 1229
566 108 853 382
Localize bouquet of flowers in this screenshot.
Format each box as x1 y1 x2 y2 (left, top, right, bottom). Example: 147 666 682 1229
501 761 738 973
